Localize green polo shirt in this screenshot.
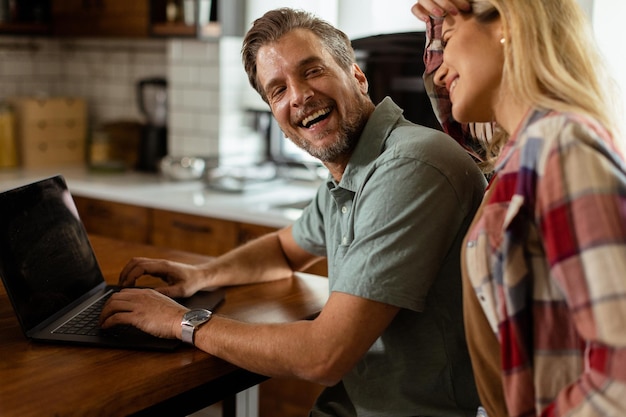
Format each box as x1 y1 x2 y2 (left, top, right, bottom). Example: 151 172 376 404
293 97 486 417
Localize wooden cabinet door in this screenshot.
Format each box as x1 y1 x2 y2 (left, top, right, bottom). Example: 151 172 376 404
237 222 276 245
52 0 149 37
259 378 325 417
74 196 151 243
151 209 239 257
237 222 328 277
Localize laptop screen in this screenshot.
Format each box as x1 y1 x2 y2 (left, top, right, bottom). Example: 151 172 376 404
0 176 105 332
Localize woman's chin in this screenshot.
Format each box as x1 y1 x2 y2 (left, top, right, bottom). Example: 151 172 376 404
452 108 492 125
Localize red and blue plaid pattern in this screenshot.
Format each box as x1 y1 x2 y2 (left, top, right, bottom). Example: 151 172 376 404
467 109 626 417
424 17 626 417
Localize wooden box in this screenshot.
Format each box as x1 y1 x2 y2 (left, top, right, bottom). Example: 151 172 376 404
11 97 87 168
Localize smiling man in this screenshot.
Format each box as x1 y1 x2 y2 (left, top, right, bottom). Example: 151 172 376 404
249 26 373 177
101 8 486 416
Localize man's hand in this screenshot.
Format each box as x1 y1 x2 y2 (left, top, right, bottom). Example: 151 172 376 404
99 288 188 339
119 257 209 298
411 0 471 21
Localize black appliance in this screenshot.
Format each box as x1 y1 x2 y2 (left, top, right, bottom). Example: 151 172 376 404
136 77 168 172
352 32 441 131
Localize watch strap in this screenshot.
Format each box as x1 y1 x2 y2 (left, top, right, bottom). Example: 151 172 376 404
181 323 195 345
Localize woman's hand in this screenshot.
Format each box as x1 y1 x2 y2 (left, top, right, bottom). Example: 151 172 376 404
411 0 471 21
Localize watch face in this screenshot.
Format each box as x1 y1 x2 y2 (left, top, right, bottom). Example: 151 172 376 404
184 309 212 326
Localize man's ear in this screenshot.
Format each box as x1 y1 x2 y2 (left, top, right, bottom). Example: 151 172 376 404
353 63 369 95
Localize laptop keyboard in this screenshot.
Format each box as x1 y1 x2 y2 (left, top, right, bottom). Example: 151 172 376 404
53 291 115 336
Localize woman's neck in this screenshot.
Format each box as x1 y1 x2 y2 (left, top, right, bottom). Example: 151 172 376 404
494 89 532 136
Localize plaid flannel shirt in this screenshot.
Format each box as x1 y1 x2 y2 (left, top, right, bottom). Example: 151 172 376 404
424 17 626 417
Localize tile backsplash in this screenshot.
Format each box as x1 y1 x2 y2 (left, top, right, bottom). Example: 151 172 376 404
0 35 262 162
167 38 222 158
0 36 168 125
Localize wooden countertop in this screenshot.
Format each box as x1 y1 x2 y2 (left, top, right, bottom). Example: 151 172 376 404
0 235 329 417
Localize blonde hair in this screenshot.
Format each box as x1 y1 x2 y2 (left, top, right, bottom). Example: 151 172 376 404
471 0 622 168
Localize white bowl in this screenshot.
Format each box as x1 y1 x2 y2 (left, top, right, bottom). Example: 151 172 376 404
160 156 207 181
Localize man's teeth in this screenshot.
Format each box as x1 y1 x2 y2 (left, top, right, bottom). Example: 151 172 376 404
302 108 330 128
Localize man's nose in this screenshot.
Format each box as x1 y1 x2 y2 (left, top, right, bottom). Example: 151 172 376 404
289 80 313 107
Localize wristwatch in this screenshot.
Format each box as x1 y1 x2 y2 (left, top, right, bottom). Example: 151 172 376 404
181 309 213 345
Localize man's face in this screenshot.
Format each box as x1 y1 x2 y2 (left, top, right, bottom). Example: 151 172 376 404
255 29 371 163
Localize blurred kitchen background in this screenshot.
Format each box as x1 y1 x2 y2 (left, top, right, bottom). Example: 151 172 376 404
0 0 429 176
1 0 620 176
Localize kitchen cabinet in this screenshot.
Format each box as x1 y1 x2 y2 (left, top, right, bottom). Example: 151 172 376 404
259 379 324 417
73 195 327 275
238 222 276 244
237 222 328 276
151 208 239 256
0 0 50 35
0 21 49 35
1 0 245 38
73 196 152 243
51 0 150 38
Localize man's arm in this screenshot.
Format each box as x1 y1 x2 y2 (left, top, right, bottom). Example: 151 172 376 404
101 279 399 386
117 225 324 298
101 224 400 385
192 290 399 386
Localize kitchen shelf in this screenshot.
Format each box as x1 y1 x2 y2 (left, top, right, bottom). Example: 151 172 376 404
0 22 50 35
150 21 219 38
151 22 196 37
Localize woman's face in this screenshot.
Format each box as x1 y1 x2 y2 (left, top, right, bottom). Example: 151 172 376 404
434 12 505 124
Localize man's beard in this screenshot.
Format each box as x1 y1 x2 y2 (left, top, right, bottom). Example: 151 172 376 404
288 99 368 163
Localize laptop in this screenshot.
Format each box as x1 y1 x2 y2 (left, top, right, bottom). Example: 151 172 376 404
0 175 224 351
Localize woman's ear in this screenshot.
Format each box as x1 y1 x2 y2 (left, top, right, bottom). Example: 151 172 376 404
498 22 506 45
490 19 504 45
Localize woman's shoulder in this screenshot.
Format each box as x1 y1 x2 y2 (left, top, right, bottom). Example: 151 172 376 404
525 110 612 147
522 109 626 172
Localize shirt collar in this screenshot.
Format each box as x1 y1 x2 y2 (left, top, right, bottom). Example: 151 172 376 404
494 108 547 173
326 97 404 192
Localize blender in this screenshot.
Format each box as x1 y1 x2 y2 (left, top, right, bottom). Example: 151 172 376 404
136 77 168 172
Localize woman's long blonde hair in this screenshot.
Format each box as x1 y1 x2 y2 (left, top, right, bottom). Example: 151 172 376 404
472 0 622 168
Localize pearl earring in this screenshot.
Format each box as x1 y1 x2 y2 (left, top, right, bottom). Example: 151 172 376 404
500 37 506 44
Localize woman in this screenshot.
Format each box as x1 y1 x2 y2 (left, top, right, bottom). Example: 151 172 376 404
412 1 626 416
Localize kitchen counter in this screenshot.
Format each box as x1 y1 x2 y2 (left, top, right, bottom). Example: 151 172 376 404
0 167 321 228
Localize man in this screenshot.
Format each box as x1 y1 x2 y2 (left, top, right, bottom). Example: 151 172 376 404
101 8 486 416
